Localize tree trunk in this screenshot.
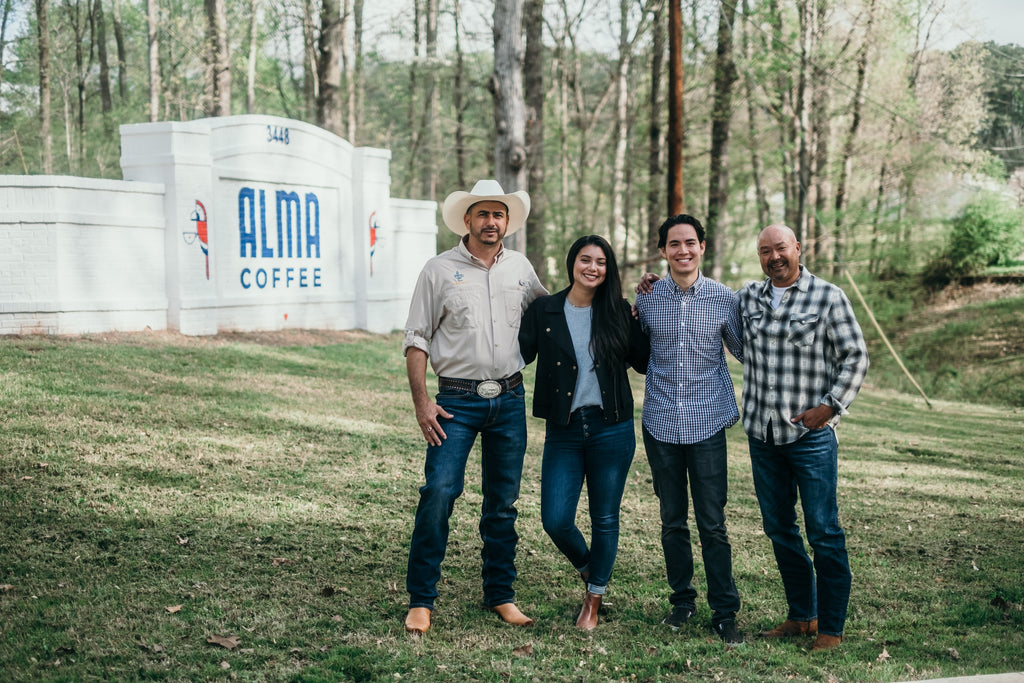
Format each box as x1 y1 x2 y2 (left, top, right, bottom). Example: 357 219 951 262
741 0 769 228
524 0 547 283
555 4 570 241
205 0 231 116
705 0 738 280
610 0 631 254
247 0 258 113
834 0 876 275
303 0 317 119
1 0 13 96
646 0 664 261
792 0 811 244
146 0 159 122
492 0 528 253
419 0 438 199
317 0 342 133
111 0 127 101
667 0 684 214
94 0 113 118
809 0 830 270
37 0 53 172
341 0 353 139
352 0 364 142
405 0 421 197
73 0 86 170
453 0 466 189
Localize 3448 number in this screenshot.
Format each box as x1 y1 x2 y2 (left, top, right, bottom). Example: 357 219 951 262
266 125 290 145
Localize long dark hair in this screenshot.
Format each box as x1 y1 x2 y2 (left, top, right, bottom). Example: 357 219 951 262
565 235 630 370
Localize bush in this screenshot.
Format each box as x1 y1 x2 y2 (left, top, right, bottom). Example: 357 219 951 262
927 192 1024 283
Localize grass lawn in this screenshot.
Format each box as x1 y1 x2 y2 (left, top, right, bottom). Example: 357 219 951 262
1 330 1022 682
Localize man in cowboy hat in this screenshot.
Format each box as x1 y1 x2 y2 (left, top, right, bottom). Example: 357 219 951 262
402 179 547 634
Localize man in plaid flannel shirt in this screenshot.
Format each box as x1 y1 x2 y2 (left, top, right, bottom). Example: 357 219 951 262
737 224 869 652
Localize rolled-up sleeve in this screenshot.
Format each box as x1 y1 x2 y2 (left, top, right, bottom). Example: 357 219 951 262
402 268 437 358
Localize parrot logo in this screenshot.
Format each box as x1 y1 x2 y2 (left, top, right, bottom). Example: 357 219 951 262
369 210 379 276
184 200 210 279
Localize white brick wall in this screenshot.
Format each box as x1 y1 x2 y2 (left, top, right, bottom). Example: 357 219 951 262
0 117 436 337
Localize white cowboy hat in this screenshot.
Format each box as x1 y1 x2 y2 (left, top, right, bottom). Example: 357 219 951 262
441 179 531 236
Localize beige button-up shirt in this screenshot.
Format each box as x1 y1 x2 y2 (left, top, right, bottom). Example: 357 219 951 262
403 239 547 381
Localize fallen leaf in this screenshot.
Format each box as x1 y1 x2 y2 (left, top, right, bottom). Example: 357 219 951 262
153 644 163 653
166 605 183 613
877 647 891 662
948 647 960 661
972 560 980 571
207 634 241 649
176 536 189 546
513 643 534 657
220 661 231 670
0 584 14 593
271 558 292 567
20 476 33 481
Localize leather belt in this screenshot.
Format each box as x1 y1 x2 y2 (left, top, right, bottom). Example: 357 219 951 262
438 372 523 399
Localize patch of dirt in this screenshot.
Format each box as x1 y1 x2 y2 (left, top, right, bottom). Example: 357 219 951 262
927 281 1023 312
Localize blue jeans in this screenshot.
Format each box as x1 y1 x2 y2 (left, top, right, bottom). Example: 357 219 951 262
748 425 851 636
406 384 527 610
642 425 740 625
541 407 635 595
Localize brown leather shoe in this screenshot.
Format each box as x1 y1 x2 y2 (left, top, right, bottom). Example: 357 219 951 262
404 607 431 634
811 634 843 651
489 602 535 626
760 618 818 638
575 592 601 631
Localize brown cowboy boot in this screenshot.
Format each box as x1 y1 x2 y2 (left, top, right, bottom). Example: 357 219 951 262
575 592 601 631
404 607 431 634
811 634 843 651
489 602 535 626
760 618 818 638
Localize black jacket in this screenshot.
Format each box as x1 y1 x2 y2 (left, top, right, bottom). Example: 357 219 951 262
519 287 649 425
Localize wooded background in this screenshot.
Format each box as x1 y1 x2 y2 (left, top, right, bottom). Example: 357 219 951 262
2 0 1022 289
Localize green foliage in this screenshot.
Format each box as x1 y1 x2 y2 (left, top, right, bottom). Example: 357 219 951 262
923 192 1024 284
975 42 1024 176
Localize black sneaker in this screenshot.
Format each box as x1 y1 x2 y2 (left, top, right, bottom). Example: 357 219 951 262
714 619 744 647
661 605 695 630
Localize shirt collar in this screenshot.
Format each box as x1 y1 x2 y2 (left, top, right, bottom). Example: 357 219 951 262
759 265 809 297
457 236 505 266
664 270 705 295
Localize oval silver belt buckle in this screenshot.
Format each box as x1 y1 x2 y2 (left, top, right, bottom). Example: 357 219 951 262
476 380 501 399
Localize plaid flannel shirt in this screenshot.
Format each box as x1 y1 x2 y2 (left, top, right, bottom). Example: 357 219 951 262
737 266 869 446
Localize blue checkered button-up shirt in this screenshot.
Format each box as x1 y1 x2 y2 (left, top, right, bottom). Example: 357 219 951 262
635 272 744 445
736 266 869 446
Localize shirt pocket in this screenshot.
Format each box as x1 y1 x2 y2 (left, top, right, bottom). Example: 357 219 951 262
443 284 484 330
503 286 527 328
741 309 764 344
787 313 820 347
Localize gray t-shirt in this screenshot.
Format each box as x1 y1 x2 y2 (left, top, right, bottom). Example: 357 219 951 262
564 299 603 412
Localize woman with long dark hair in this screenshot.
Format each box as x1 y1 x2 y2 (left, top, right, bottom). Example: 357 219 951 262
519 235 649 630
